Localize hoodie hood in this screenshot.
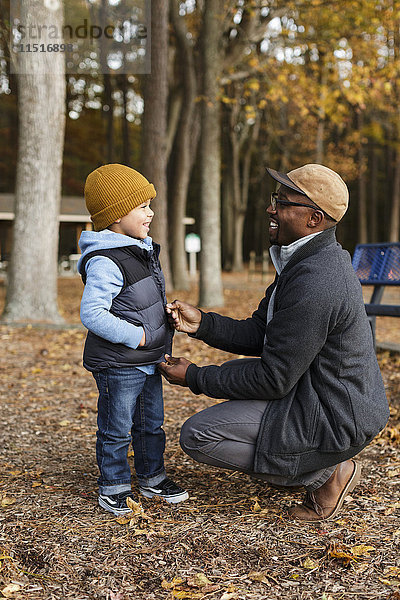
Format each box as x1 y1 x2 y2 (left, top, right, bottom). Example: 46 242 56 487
78 230 153 272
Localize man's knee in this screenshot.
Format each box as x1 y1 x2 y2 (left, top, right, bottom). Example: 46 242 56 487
179 415 198 456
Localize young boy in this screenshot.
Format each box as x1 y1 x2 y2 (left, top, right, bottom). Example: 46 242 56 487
78 163 188 515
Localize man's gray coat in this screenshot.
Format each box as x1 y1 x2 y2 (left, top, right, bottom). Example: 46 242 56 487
186 228 389 479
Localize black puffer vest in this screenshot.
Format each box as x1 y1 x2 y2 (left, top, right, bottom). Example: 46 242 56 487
79 243 173 372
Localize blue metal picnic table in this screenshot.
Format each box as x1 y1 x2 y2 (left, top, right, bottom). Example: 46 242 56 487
352 242 400 346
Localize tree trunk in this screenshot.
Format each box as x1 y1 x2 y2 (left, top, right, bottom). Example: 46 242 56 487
2 0 65 323
141 0 171 286
222 162 234 271
230 102 243 272
389 147 400 242
169 0 198 290
232 212 246 271
120 74 130 166
103 75 114 163
315 120 325 164
198 0 224 307
357 111 368 244
166 87 182 161
370 143 378 242
315 58 327 163
99 0 114 163
256 174 268 257
231 113 260 272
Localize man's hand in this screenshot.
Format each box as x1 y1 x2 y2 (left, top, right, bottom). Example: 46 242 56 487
165 300 202 334
158 355 193 387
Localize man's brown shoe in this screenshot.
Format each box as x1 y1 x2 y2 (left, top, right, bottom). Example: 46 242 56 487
288 460 361 522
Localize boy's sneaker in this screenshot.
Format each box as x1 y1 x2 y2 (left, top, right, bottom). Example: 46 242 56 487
139 477 189 503
98 490 136 516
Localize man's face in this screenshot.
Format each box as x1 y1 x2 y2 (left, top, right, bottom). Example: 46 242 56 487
267 185 319 246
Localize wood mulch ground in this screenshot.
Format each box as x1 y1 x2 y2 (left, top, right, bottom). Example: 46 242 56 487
0 273 399 600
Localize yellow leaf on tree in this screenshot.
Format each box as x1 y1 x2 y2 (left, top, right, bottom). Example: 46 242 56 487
247 80 260 92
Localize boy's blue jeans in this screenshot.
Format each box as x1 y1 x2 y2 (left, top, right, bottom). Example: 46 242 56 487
93 367 167 496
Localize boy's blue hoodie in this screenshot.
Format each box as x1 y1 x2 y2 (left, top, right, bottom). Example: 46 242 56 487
78 230 157 373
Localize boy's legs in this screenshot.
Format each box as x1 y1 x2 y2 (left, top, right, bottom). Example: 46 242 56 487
94 367 148 496
132 371 188 503
131 371 167 487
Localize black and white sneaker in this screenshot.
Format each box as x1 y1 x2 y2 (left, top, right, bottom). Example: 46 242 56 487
98 490 136 516
139 477 189 503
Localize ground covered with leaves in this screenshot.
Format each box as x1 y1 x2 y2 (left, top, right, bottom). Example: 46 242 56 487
0 274 399 600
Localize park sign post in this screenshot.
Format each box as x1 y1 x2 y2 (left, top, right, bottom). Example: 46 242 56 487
185 233 201 278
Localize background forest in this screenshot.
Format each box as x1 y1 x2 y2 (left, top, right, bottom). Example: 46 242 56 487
0 0 400 313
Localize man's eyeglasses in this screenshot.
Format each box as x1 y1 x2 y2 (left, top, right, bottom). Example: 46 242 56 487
269 192 319 212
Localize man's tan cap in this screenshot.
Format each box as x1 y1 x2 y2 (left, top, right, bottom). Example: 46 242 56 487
266 163 349 222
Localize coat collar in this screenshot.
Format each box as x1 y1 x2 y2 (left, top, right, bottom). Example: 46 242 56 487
279 226 337 276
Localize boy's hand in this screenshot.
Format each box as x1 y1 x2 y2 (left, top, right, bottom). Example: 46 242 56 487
158 355 193 386
165 300 201 334
138 329 146 346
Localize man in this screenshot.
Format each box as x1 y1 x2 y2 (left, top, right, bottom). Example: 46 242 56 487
159 164 389 521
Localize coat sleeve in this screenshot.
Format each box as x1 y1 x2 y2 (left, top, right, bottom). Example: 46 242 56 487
189 293 271 356
186 265 345 400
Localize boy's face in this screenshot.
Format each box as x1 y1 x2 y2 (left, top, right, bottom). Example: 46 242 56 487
110 200 154 239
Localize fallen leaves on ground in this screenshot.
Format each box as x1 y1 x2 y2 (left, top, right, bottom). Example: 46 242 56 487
328 542 375 565
162 573 220 598
0 274 399 600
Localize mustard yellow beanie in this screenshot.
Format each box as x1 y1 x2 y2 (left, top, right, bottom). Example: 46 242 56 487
84 164 156 231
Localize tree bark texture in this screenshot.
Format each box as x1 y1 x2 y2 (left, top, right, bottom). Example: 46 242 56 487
222 163 234 271
370 143 378 243
389 146 400 242
231 111 261 272
3 0 65 323
99 0 114 163
168 0 199 290
120 74 130 166
198 0 224 307
357 111 368 244
141 0 171 286
315 54 327 164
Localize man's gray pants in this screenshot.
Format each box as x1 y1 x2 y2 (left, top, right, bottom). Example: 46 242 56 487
180 399 335 491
